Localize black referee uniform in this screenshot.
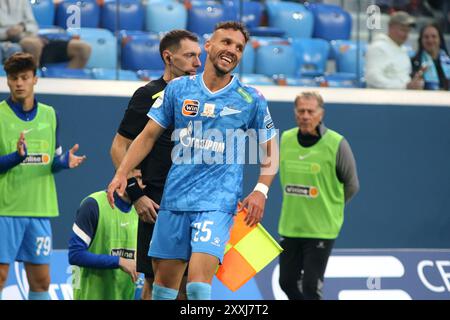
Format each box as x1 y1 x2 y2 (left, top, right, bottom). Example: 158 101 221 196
117 77 172 277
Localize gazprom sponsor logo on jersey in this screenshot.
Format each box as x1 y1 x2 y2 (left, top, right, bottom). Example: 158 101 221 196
182 99 200 117
285 184 319 198
178 121 225 153
111 248 136 260
22 153 50 165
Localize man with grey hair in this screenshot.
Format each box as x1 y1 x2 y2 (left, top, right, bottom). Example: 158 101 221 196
366 11 425 89
278 91 359 300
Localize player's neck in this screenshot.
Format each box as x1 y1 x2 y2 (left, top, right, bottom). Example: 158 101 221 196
11 95 34 112
202 67 232 93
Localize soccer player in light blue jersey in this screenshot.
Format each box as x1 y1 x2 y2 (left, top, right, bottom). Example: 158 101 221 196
107 21 279 300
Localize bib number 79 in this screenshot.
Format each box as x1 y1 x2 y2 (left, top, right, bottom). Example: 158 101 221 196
193 221 213 242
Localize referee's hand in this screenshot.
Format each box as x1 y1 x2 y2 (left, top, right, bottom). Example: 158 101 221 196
107 172 127 208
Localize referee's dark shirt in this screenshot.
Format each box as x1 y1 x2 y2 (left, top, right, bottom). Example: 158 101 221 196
117 77 173 203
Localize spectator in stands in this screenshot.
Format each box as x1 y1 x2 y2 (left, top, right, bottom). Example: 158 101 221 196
366 11 424 89
0 42 21 64
0 0 91 68
412 23 450 90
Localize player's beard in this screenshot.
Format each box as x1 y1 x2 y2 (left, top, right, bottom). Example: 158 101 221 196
212 51 237 76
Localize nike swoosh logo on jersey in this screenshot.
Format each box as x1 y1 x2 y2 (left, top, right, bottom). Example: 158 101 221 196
120 222 129 227
220 107 242 117
299 154 310 160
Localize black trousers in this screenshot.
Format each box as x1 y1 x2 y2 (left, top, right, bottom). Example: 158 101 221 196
279 237 334 300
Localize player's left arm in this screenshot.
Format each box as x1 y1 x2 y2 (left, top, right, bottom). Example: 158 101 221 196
242 136 279 227
52 111 86 173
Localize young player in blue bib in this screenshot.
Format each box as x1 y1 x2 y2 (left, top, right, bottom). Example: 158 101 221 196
107 21 279 300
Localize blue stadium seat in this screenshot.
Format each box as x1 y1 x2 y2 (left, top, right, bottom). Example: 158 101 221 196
121 33 164 71
223 0 264 29
38 26 72 41
255 43 296 77
91 68 139 81
187 2 226 36
283 77 319 87
265 1 314 38
56 0 100 29
136 69 165 81
319 73 358 88
330 40 367 77
236 43 255 75
239 74 275 86
29 0 55 27
248 26 285 38
291 38 330 77
101 0 144 32
0 66 5 77
145 1 187 33
68 28 117 69
40 66 92 79
308 3 352 41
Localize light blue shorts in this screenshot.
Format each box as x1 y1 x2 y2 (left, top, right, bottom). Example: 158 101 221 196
0 217 52 264
148 210 234 263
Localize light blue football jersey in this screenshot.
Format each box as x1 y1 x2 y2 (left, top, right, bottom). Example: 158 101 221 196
148 73 276 213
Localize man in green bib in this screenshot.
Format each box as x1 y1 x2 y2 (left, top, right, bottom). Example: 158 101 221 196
278 91 359 300
0 53 86 300
68 187 139 300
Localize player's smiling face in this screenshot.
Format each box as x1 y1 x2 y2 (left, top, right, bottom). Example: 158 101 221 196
206 28 245 75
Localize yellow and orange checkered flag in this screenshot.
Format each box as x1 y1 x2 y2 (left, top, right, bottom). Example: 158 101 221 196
216 204 283 292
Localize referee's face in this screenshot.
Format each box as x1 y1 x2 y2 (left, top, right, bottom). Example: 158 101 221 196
169 39 202 77
7 70 37 105
206 28 245 75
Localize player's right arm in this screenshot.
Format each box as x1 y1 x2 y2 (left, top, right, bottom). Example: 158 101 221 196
0 132 27 174
107 120 165 208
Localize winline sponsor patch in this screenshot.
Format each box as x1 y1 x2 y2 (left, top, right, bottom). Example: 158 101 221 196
22 153 50 165
285 184 319 198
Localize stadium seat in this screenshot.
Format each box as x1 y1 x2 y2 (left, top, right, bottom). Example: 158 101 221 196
38 26 72 41
145 1 187 33
40 66 92 79
136 69 165 81
319 72 359 88
121 33 164 71
308 3 352 41
330 40 367 77
255 43 296 77
236 43 255 74
68 28 117 69
239 74 275 86
56 0 100 29
248 26 285 38
222 0 263 28
187 2 226 36
0 66 5 77
283 76 319 87
91 68 139 81
101 0 144 32
29 0 55 27
265 1 314 38
291 38 330 77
